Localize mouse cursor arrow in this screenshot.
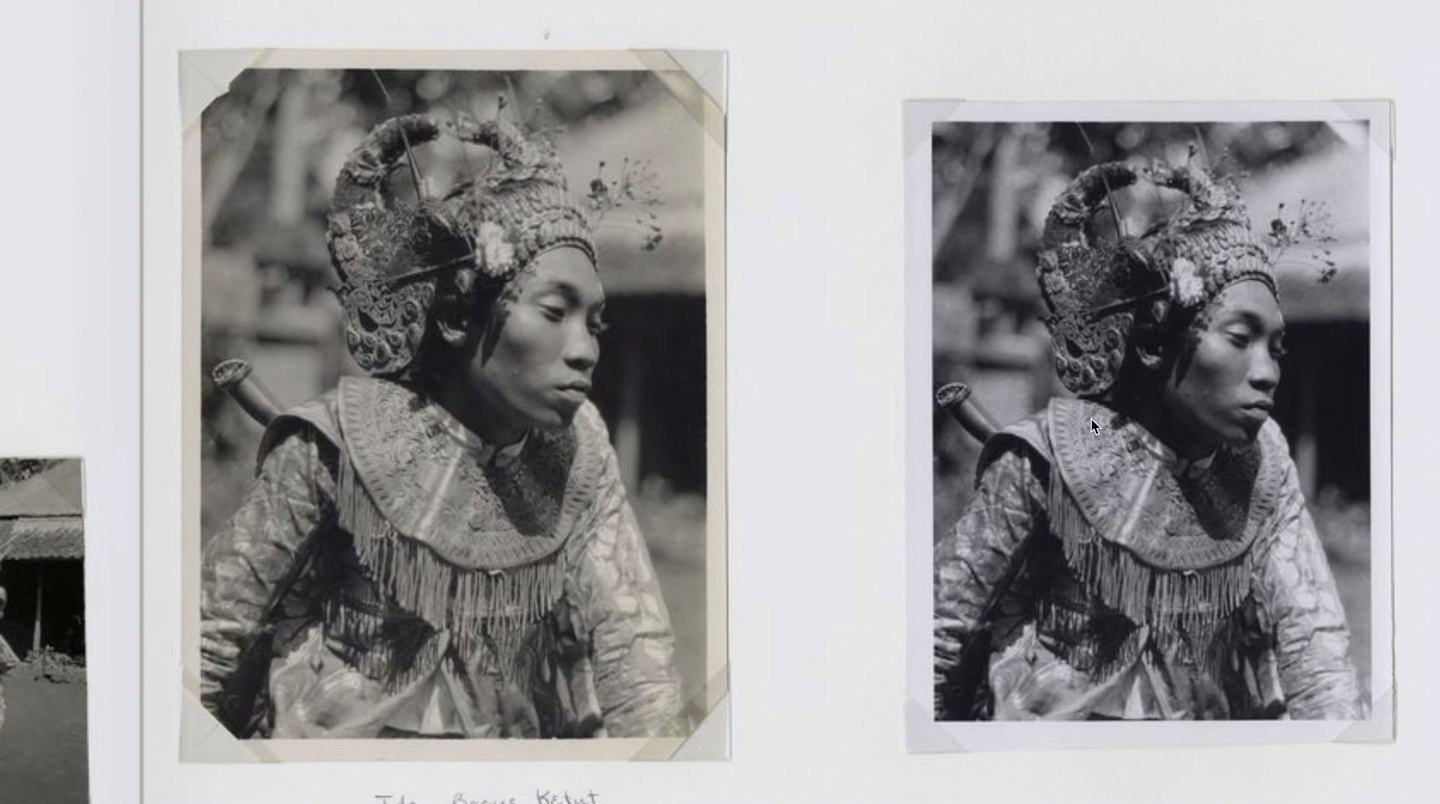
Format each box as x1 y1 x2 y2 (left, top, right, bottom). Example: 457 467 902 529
1090 419 1101 435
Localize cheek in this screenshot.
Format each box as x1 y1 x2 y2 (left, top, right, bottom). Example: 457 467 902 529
490 312 564 379
1175 338 1244 408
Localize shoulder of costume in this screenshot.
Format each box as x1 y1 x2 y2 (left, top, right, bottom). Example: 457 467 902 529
1255 417 1292 465
1253 416 1299 497
255 386 343 475
974 402 1059 487
569 399 614 458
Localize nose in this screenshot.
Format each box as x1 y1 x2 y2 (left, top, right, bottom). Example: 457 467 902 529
564 322 599 372
1249 348 1280 394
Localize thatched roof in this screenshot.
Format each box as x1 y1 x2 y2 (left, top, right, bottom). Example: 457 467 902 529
0 461 84 561
0 517 84 560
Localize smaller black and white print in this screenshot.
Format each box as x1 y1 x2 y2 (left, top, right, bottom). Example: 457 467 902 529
931 121 1376 721
0 458 87 801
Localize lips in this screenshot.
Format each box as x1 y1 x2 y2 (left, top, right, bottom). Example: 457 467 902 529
1235 400 1273 427
553 380 591 406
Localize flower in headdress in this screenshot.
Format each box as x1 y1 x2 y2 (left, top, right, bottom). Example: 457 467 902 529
1169 257 1208 308
476 221 517 279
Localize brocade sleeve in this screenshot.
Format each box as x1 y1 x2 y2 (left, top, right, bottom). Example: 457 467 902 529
566 445 686 738
199 429 335 719
1251 455 1365 720
933 447 1047 719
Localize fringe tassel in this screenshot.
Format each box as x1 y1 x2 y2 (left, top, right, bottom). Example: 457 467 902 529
1048 460 1251 676
1035 597 1147 677
335 452 566 689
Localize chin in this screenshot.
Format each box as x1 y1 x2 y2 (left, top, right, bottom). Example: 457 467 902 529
528 406 578 433
1222 421 1265 446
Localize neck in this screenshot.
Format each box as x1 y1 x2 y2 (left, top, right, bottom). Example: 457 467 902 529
429 380 528 447
1111 389 1217 461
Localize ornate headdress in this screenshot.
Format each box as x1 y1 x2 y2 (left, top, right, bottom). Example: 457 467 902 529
1036 161 1276 397
326 106 598 377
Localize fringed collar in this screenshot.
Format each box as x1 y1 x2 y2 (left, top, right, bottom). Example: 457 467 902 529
1047 397 1283 572
972 398 1293 673
337 376 595 571
422 394 530 469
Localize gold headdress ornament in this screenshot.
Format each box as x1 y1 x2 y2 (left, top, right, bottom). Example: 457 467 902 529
1036 161 1276 397
326 101 606 378
327 114 471 377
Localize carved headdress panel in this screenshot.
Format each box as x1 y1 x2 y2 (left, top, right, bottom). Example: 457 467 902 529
326 104 604 377
1036 161 1276 397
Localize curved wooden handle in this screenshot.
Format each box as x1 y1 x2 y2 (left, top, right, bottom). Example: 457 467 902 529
935 382 999 443
211 359 284 427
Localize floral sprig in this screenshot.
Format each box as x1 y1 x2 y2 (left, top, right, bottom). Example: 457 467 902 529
585 157 664 251
1265 199 1340 283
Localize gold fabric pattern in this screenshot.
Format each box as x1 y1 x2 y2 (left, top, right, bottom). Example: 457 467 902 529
338 377 590 569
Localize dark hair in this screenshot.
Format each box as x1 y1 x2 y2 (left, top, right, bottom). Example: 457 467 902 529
408 265 509 390
1109 296 1206 402
405 244 594 391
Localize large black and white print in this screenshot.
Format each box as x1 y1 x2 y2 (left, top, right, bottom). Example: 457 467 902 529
907 104 1392 744
0 458 87 802
189 56 724 757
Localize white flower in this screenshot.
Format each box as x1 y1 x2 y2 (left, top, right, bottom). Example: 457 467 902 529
1170 257 1207 307
477 221 516 278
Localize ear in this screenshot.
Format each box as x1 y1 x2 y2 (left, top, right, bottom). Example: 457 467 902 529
1135 341 1165 370
434 305 471 348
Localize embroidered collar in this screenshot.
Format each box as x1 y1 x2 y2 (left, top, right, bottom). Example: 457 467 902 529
1128 423 1215 480
421 399 529 469
336 377 598 570
1047 397 1283 571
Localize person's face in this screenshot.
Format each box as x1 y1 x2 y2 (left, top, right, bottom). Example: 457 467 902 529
463 246 605 434
1161 279 1285 450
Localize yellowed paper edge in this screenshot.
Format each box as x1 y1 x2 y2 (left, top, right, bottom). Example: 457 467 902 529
177 48 728 763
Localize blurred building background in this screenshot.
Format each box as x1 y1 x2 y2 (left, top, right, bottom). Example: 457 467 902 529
199 69 709 720
931 121 1373 697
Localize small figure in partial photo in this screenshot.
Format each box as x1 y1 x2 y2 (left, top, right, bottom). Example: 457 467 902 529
201 106 687 740
934 154 1366 721
0 587 16 733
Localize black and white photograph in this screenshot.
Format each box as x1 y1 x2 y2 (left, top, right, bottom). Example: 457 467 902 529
0 459 87 802
905 103 1392 747
182 52 725 760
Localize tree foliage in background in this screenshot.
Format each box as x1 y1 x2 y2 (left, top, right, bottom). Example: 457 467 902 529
931 121 1344 296
202 69 664 255
0 460 55 489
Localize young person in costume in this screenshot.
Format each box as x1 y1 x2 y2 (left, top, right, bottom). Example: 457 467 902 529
200 111 686 739
934 161 1365 721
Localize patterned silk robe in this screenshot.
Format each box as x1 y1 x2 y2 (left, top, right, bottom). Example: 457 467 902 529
934 398 1364 721
200 377 685 739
